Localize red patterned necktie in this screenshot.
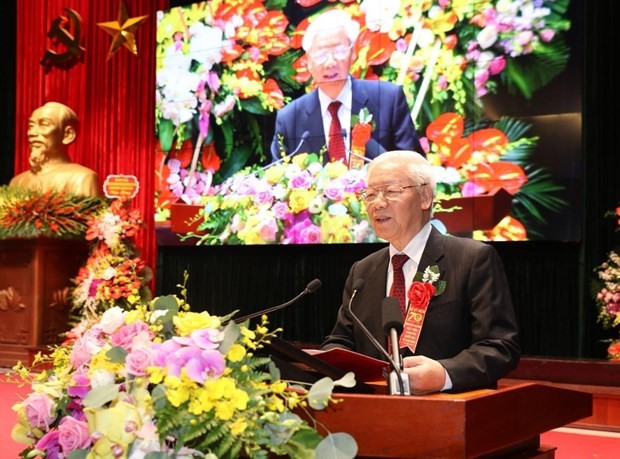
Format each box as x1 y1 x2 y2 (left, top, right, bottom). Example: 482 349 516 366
327 101 346 163
390 254 409 319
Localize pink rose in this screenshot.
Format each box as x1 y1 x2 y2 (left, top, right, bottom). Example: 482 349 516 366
125 345 155 376
110 321 153 351
24 392 56 428
58 416 91 452
408 281 436 310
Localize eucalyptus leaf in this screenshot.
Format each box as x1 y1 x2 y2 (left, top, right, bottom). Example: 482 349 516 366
82 384 120 409
315 432 358 459
145 453 173 459
332 372 356 389
67 450 89 459
219 320 241 354
307 377 335 410
106 346 128 363
269 361 281 381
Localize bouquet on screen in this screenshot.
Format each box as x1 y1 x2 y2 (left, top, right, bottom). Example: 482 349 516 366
11 281 358 458
185 153 378 245
592 207 620 361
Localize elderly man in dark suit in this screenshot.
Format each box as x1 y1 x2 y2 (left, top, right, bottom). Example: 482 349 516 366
270 9 421 164
321 150 520 394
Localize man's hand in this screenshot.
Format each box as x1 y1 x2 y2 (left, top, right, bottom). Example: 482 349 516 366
402 355 446 394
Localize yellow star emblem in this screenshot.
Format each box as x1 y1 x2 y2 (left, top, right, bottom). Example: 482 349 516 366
97 1 148 59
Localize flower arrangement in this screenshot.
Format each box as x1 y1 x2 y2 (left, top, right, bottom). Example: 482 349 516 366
592 207 620 361
71 199 152 321
11 280 358 458
0 185 106 240
184 153 377 245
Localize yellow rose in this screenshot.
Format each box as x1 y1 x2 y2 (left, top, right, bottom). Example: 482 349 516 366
174 311 221 336
288 189 313 214
264 164 285 184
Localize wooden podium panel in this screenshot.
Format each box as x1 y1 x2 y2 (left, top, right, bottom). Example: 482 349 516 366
0 238 88 367
305 383 592 458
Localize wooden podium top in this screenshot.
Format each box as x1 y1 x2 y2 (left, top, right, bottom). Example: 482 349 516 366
304 382 592 458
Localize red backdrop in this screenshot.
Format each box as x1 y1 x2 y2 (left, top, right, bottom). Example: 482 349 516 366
14 0 169 282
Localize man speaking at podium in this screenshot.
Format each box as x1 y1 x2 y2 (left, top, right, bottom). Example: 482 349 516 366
270 9 421 165
321 150 520 394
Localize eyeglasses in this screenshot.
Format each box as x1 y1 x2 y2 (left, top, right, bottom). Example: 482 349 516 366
307 44 353 65
359 184 426 203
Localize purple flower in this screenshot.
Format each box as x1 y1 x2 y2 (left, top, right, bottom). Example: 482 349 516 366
67 369 90 399
36 430 61 459
185 349 226 383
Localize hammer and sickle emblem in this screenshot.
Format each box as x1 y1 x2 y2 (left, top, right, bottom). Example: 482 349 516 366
41 8 85 68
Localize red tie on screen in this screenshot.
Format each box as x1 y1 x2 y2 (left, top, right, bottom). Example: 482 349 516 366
327 101 346 163
390 254 409 319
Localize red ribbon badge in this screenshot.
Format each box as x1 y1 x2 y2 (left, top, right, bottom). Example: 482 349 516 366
399 281 436 353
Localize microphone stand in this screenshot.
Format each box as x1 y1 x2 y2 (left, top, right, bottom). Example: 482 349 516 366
265 131 310 170
233 278 321 324
382 297 411 396
346 280 409 395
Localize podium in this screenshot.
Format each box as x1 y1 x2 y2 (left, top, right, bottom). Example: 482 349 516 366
0 238 88 367
302 383 592 458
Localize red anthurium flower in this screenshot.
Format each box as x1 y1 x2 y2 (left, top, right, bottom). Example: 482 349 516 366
464 162 527 195
264 78 285 110
358 30 397 66
201 142 221 173
290 18 309 49
168 145 193 169
292 55 311 83
483 216 527 241
426 112 464 143
296 0 323 7
468 128 509 159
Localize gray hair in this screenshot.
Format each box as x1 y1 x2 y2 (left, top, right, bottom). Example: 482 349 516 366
367 150 437 194
301 9 360 51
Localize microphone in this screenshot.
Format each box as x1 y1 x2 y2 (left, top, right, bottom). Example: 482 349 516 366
233 278 321 323
382 297 411 395
345 279 409 395
266 131 310 169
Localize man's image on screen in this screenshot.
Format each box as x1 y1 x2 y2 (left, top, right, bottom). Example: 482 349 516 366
270 9 422 165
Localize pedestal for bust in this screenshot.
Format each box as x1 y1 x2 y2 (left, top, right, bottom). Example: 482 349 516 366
0 238 88 367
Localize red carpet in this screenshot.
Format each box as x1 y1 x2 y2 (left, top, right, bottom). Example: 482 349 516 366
541 428 620 459
1 370 618 458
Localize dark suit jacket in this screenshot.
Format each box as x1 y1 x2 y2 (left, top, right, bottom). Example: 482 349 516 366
321 227 521 392
270 77 422 163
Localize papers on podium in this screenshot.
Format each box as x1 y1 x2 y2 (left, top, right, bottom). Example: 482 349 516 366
304 348 389 383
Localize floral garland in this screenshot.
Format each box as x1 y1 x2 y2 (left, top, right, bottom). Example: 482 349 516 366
0 185 106 240
11 283 358 458
592 207 620 361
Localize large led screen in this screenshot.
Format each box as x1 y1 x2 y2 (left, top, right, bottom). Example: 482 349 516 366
155 0 580 244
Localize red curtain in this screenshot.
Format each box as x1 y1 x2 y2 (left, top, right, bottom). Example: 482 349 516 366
15 0 168 283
